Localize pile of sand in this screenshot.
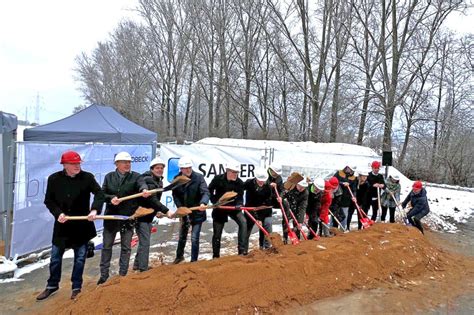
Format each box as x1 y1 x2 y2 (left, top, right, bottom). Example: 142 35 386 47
45 223 474 314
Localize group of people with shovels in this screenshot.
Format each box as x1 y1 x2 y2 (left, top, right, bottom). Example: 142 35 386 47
36 151 430 302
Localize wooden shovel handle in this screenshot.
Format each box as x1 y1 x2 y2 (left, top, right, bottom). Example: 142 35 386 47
117 188 162 202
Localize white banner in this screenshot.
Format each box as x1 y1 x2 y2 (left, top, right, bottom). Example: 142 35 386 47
159 144 262 210
10 142 153 258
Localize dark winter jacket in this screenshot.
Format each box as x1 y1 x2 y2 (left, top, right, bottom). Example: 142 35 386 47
307 184 323 217
172 171 210 224
209 174 244 223
334 170 358 207
367 172 385 200
137 171 170 223
283 187 308 222
330 185 343 212
356 180 370 210
102 170 148 216
243 178 273 219
266 172 284 208
44 170 104 247
402 188 430 219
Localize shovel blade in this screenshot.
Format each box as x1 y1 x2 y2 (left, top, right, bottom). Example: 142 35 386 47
360 218 371 229
288 230 300 245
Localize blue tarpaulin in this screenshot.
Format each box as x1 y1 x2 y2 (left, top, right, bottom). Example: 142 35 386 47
23 104 157 143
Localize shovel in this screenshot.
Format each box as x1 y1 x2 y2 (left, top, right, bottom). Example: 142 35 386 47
174 191 238 217
328 209 347 233
65 207 154 221
303 214 320 240
377 187 382 221
388 190 408 223
243 209 270 237
346 186 374 229
285 202 308 240
274 186 299 245
117 175 191 202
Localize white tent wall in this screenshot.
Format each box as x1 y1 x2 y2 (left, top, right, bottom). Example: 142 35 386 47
9 142 154 259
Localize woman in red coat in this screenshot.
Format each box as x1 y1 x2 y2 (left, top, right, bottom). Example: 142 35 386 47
319 177 339 236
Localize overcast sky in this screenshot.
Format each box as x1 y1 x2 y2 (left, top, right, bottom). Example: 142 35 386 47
0 1 472 125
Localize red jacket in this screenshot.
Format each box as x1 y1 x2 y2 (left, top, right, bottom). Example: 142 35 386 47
320 190 333 224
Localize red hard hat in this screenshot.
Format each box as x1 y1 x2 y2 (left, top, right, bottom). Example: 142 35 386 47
371 161 381 169
329 176 339 189
412 181 423 190
60 151 82 164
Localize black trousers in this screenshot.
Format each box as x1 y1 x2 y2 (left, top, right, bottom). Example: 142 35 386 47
212 211 247 258
381 206 396 223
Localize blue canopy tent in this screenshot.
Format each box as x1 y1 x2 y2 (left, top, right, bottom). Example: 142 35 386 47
24 104 156 143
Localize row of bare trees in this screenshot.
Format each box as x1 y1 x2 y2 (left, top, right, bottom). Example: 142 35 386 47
74 0 473 186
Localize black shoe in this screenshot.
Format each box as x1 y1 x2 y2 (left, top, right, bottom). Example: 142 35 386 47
71 289 81 300
97 276 108 285
173 257 184 264
36 288 58 301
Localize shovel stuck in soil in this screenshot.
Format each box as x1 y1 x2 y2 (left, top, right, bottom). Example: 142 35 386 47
388 190 409 224
283 172 304 191
174 191 238 217
274 186 299 245
346 186 374 228
65 207 154 221
117 176 191 202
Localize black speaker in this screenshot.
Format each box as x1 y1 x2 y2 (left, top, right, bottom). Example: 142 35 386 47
382 151 392 166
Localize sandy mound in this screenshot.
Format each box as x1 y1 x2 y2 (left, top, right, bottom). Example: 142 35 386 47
46 224 473 314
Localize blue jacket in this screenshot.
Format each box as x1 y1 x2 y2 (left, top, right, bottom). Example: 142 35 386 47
402 188 430 219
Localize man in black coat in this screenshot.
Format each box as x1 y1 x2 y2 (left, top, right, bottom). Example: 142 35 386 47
306 178 324 238
367 161 385 221
134 157 171 272
97 151 149 285
209 163 247 257
282 179 309 241
172 156 210 264
243 168 273 251
334 165 357 229
37 151 104 301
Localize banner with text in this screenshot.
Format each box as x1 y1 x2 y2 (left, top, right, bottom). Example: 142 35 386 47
158 144 262 210
9 142 153 258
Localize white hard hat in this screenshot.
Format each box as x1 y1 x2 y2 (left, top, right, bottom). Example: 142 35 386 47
390 174 400 181
297 179 308 188
114 152 132 162
255 168 268 181
178 156 193 168
314 178 325 191
268 164 282 175
150 157 165 168
357 169 369 177
225 162 240 172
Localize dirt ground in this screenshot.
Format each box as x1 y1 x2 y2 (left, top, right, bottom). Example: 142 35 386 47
18 223 474 314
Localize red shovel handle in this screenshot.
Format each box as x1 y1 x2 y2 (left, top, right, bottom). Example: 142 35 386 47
244 209 270 236
287 206 308 240
346 186 373 228
274 186 299 245
304 215 320 240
